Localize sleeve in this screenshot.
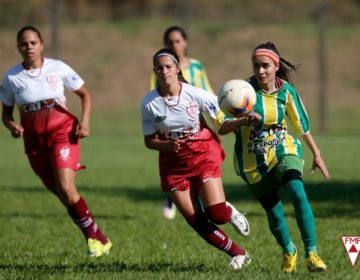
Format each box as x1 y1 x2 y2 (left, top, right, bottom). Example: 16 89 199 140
60 61 85 91
286 87 310 135
196 89 219 121
0 76 15 106
141 100 156 136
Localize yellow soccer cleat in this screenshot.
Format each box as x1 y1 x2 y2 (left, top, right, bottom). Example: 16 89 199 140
281 247 297 273
88 238 113 258
306 252 327 272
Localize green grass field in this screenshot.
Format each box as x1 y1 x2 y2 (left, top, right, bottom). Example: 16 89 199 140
0 107 359 280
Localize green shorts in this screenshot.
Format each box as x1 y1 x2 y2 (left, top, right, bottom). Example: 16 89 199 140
247 155 304 198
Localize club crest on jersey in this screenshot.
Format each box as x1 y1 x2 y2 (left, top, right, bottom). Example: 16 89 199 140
46 75 58 91
59 146 70 161
186 103 197 120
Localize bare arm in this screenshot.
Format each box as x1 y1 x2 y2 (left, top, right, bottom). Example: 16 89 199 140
218 111 262 135
144 134 185 153
74 85 92 138
2 104 24 138
302 132 330 179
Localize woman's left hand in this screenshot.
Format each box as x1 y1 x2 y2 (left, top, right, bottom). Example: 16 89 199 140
311 155 330 179
77 123 90 138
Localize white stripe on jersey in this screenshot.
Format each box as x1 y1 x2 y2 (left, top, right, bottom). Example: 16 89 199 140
0 58 84 106
141 83 219 136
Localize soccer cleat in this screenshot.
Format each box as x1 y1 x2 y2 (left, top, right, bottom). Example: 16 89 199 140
226 202 250 236
282 247 297 273
163 197 176 220
88 238 113 258
229 251 251 270
306 252 327 272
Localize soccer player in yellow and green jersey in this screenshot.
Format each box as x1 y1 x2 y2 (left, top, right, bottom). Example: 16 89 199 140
217 42 330 273
150 26 213 93
150 26 214 220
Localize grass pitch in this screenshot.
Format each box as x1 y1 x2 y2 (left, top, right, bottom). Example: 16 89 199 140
0 108 359 279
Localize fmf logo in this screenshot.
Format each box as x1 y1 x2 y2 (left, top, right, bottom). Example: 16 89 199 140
341 236 360 268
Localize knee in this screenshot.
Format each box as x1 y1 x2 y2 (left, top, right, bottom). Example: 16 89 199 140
56 180 79 205
205 202 231 225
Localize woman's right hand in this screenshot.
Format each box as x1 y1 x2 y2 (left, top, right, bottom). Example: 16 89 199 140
10 124 24 138
237 111 262 125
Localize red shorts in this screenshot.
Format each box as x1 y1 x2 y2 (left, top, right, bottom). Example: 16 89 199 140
159 129 225 192
21 106 83 188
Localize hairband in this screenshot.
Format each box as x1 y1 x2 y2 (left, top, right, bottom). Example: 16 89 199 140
153 53 179 66
252 48 280 67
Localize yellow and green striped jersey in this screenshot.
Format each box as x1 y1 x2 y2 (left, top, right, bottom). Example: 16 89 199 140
217 76 310 185
150 58 213 93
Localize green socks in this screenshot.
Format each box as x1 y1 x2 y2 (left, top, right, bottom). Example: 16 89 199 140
286 179 317 257
265 201 295 255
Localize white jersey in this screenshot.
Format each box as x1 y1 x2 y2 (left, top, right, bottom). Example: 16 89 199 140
0 58 84 107
141 82 219 138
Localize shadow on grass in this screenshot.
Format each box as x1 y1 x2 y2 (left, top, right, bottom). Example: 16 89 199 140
0 261 209 273
2 180 360 218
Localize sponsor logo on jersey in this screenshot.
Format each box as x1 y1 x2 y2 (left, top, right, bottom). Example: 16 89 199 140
59 145 70 161
16 85 28 94
46 75 58 91
155 116 166 123
208 102 217 113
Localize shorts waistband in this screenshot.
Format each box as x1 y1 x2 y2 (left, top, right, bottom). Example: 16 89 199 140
22 98 61 113
161 127 200 140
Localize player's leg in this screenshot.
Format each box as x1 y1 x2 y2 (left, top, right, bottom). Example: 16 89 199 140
283 170 326 272
257 190 297 272
51 139 111 257
162 194 176 220
198 177 250 236
53 167 112 257
171 187 250 269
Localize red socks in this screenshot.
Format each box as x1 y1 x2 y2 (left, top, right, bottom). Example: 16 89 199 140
186 211 245 257
205 202 232 225
66 197 108 244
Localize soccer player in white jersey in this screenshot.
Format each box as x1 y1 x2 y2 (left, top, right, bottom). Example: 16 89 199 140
0 25 112 257
142 48 251 270
150 26 215 220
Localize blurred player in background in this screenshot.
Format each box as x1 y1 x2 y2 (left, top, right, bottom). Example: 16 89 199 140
142 48 251 270
0 25 112 257
217 42 330 273
150 25 214 220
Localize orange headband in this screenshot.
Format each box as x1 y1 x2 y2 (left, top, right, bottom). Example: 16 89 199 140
252 48 280 67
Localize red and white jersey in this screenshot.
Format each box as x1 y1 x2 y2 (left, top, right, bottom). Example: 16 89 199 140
141 82 219 138
0 58 84 107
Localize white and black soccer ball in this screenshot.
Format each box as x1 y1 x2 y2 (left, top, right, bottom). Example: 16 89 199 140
218 79 256 117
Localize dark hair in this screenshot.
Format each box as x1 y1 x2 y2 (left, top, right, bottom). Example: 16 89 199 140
17 25 43 44
152 48 188 84
253 42 299 84
163 26 188 46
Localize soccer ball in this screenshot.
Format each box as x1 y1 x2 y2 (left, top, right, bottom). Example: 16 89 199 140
217 79 256 117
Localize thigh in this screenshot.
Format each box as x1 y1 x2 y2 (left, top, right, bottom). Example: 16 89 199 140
26 149 57 193
197 177 226 208
273 155 304 184
171 188 200 218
